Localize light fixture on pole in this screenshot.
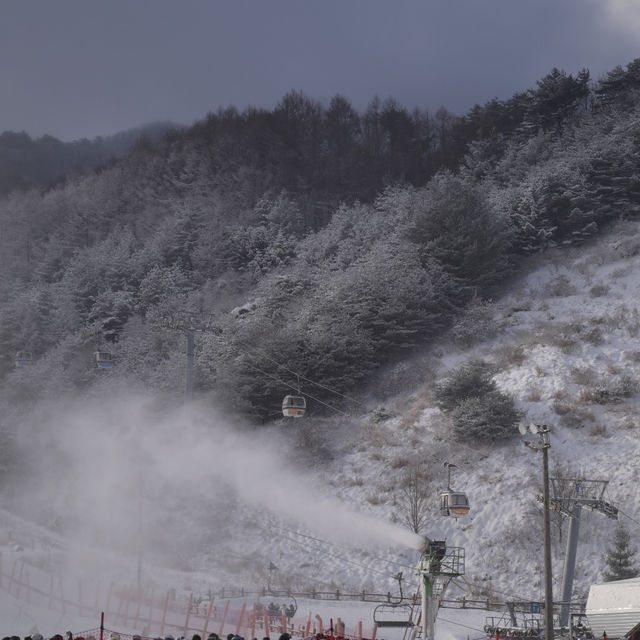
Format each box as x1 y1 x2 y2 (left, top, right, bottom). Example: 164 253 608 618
519 422 554 640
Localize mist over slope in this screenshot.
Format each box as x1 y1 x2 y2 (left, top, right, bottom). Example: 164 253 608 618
0 122 178 195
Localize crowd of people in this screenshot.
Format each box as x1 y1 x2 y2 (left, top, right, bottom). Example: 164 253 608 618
2 630 296 640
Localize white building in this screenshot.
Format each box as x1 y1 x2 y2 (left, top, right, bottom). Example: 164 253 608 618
586 579 640 639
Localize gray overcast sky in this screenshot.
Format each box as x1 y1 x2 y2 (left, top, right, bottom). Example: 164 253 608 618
1 0 639 141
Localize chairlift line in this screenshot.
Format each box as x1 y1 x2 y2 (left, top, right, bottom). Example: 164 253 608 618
265 523 410 580
267 522 417 573
616 506 640 528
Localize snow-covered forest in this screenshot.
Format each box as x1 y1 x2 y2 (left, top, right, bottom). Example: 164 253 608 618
2 57 640 631
3 62 640 420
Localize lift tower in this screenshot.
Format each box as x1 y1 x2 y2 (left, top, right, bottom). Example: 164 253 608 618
161 310 218 401
417 540 465 640
550 477 618 629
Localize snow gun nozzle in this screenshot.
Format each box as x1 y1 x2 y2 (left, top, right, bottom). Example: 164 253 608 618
418 535 430 555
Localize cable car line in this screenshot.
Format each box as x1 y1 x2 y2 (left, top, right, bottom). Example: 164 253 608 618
242 359 345 416
437 617 486 634
240 358 348 416
235 338 366 409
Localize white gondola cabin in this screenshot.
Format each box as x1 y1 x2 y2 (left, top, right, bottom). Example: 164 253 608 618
282 395 306 418
440 462 470 517
15 351 33 366
95 351 114 368
439 490 470 517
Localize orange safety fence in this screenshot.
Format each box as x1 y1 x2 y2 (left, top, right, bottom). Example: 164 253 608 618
0 553 378 640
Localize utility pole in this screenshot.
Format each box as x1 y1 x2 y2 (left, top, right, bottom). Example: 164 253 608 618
519 423 554 640
161 311 218 402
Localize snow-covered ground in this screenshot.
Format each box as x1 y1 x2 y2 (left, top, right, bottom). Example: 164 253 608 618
3 220 640 636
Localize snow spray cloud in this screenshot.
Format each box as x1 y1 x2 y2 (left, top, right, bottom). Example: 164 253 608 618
9 390 425 579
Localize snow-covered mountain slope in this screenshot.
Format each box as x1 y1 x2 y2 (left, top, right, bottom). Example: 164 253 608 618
3 219 640 634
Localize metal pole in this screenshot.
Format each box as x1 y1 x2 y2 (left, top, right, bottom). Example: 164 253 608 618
185 328 195 401
559 503 582 628
542 439 554 640
418 549 437 640
137 480 143 598
421 569 434 640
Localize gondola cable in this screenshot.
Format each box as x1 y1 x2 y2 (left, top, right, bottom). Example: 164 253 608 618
241 358 348 416
236 338 366 408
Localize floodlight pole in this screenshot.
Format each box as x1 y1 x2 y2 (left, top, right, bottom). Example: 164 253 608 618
521 423 554 640
541 428 554 640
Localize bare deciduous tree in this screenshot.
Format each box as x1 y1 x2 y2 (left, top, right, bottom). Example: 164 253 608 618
395 464 431 534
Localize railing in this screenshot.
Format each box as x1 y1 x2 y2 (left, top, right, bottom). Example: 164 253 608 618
0 554 378 640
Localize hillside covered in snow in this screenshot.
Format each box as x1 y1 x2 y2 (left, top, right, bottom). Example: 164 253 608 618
3 58 640 635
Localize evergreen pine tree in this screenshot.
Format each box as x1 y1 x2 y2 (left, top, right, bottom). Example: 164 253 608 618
603 524 639 581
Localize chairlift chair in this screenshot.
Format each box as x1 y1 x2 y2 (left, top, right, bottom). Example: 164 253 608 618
282 394 306 418
373 604 414 628
15 351 32 366
95 351 114 368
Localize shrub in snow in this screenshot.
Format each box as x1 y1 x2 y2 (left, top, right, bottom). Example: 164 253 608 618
434 360 495 412
435 360 521 441
582 325 605 346
450 299 498 347
492 343 527 368
580 375 639 404
589 283 610 297
371 406 393 423
559 406 595 430
450 392 522 441
545 274 577 298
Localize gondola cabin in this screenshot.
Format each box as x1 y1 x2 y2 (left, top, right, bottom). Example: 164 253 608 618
15 351 32 366
282 395 306 418
95 351 114 368
440 490 470 517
